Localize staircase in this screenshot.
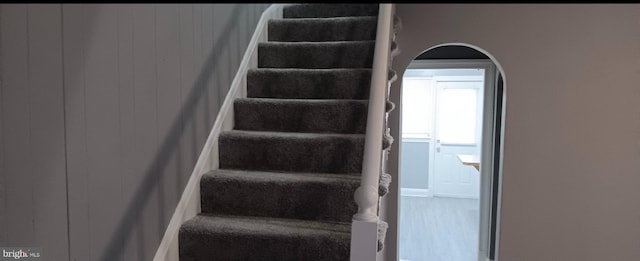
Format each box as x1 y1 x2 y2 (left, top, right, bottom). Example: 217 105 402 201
178 4 383 261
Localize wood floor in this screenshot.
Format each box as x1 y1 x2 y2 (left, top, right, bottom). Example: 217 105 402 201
399 196 479 261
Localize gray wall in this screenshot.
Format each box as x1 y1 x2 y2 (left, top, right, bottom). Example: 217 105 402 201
0 4 268 261
399 140 429 189
382 4 640 261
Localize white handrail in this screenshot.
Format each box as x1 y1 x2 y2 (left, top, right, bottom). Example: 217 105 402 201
152 4 285 261
351 3 395 261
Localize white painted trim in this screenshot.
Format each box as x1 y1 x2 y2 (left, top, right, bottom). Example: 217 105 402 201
478 62 497 261
401 137 432 143
493 71 507 261
407 59 493 70
433 75 484 82
400 188 431 197
406 60 495 74
152 5 285 261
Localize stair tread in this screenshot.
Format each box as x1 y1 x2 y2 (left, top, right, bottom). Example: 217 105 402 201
234 98 367 134
221 129 365 139
247 68 371 99
268 15 377 42
179 214 351 260
260 40 375 46
205 168 361 183
219 130 365 173
235 97 368 104
200 169 360 222
272 15 377 23
258 40 375 69
181 214 351 236
249 68 372 73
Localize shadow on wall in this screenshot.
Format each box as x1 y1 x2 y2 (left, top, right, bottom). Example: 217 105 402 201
99 5 251 261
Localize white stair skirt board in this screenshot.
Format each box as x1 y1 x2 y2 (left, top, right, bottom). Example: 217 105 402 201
400 188 431 197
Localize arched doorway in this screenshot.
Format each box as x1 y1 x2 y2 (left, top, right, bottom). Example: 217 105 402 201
397 44 505 261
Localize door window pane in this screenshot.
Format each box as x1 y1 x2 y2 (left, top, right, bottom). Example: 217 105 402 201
438 87 478 144
402 78 434 138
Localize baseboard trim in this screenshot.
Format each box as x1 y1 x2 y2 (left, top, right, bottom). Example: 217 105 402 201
400 188 431 197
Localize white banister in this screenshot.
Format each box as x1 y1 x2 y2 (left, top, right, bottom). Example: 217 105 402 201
351 3 395 261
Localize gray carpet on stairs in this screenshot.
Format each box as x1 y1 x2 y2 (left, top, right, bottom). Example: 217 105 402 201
234 98 368 134
258 41 375 69
179 4 382 261
247 68 372 99
283 4 379 18
200 169 360 222
268 16 377 42
219 130 365 174
180 214 351 261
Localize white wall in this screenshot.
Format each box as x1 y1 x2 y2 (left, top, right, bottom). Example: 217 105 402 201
383 4 640 261
0 4 267 261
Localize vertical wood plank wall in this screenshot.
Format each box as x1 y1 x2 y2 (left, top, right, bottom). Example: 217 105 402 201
0 6 5 243
0 4 269 261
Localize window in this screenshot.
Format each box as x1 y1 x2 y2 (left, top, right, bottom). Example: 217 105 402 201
401 77 434 139
437 86 479 144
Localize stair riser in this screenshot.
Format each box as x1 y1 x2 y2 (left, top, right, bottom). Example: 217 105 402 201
219 134 364 173
268 17 377 42
246 69 371 99
200 174 359 222
234 100 368 134
258 42 375 69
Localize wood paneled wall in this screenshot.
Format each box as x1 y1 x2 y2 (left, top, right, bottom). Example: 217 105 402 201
0 4 268 261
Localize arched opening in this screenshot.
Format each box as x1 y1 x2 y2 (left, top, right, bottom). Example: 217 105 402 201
397 44 505 261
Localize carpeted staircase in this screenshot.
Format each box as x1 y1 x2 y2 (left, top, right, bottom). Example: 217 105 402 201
178 4 384 260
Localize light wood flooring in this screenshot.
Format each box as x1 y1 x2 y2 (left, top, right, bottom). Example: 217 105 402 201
399 196 479 261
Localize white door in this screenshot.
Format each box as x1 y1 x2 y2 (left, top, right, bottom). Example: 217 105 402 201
432 79 483 199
